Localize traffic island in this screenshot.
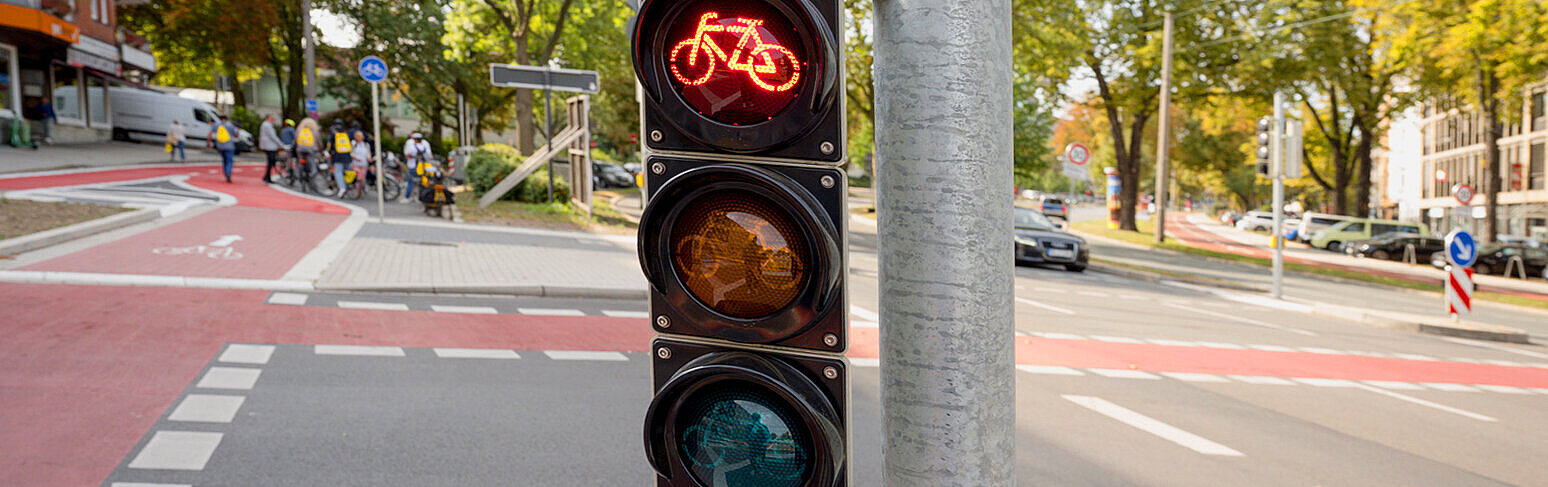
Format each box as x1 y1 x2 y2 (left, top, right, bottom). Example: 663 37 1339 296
0 203 153 257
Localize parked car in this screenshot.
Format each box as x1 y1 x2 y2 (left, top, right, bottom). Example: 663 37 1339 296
622 162 643 176
1309 218 1428 251
1295 212 1357 243
1014 207 1088 272
108 87 254 153
1429 244 1548 277
1040 197 1068 220
1234 211 1276 232
1350 234 1445 261
592 161 636 189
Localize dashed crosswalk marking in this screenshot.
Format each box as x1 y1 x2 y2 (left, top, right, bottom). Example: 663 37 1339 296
218 344 275 365
337 301 411 311
1227 375 1296 385
1088 368 1162 380
1090 335 1145 344
1363 380 1426 391
433 348 521 359
430 305 498 314
1161 372 1231 383
112 483 192 487
127 431 224 470
1016 365 1085 376
168 395 246 423
602 310 651 318
1421 383 1480 392
266 292 309 306
1247 344 1297 353
544 350 629 361
1147 339 1198 347
196 367 262 390
1292 378 1359 388
517 308 587 317
314 345 406 356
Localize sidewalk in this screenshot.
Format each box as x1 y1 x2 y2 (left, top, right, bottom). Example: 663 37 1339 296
0 141 227 174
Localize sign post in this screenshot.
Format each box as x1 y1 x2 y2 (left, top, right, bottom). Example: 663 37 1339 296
359 55 388 223
488 64 600 204
1444 229 1476 319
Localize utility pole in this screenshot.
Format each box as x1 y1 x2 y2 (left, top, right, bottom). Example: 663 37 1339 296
302 0 316 112
1271 91 1286 299
875 0 1015 485
1153 11 1173 243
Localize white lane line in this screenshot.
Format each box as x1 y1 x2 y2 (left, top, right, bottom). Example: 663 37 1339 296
1228 375 1296 385
1162 302 1317 336
1363 380 1426 391
1040 332 1085 340
218 344 275 365
1147 339 1198 347
1297 347 1341 354
314 345 406 356
1393 353 1438 361
168 395 246 423
1161 372 1230 383
1292 378 1359 388
337 301 410 311
1530 388 1548 395
1015 297 1075 315
196 367 262 390
433 348 521 359
517 308 587 317
1436 336 1548 360
1420 383 1480 392
1016 365 1085 376
1195 341 1246 349
266 292 309 306
850 305 880 322
1062 395 1244 457
1247 344 1297 353
113 483 193 487
602 310 650 319
1446 357 1484 364
1474 384 1533 394
1483 359 1525 367
1088 368 1162 380
544 350 629 361
127 431 224 470
1090 335 1144 344
1353 383 1496 422
430 305 498 315
849 357 880 367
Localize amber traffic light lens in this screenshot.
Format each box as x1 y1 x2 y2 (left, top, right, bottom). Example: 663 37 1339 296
671 192 808 319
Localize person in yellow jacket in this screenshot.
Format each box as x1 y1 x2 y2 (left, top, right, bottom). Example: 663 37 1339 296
294 117 321 182
323 120 354 197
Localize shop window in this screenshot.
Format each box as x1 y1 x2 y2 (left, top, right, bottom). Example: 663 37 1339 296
1531 142 1544 190
87 76 107 127
51 64 81 123
0 45 13 118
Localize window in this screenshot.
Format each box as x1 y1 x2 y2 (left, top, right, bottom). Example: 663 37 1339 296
87 76 108 127
194 108 212 124
1533 92 1545 132
1532 142 1545 190
1343 222 1366 233
51 64 81 123
0 44 14 118
1527 248 1548 260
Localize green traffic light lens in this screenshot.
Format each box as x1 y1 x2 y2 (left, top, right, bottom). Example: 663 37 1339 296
678 387 811 486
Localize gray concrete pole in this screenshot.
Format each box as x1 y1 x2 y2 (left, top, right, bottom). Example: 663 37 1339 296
1153 12 1173 243
302 0 317 108
1271 91 1285 299
874 0 1015 485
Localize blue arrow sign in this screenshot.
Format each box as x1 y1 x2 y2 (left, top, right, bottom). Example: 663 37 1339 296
1445 229 1477 267
358 56 388 83
305 99 318 112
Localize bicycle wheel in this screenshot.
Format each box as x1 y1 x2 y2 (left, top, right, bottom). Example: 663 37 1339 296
670 38 717 86
382 172 402 199
748 45 800 92
308 166 333 195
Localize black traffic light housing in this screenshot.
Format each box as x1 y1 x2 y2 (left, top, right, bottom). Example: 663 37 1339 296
632 0 844 161
1256 116 1272 177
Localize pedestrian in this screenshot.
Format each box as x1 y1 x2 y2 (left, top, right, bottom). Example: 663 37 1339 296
294 117 321 181
401 132 434 203
166 120 186 161
37 99 54 144
350 131 372 195
325 120 354 197
208 114 239 182
280 119 297 153
259 114 283 183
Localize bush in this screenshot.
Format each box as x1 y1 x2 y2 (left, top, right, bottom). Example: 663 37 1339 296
465 143 569 203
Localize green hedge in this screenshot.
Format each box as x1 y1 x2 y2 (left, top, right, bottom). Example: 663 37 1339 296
465 144 570 203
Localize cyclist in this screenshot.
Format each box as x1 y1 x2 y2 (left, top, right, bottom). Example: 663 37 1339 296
294 117 321 185
324 120 354 197
348 131 372 198
401 132 434 203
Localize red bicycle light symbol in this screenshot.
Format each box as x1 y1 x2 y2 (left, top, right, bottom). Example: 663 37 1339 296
670 12 801 93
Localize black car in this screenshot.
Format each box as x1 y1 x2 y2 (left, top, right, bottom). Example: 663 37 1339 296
1350 234 1444 262
592 161 636 189
1014 207 1088 272
1429 243 1548 277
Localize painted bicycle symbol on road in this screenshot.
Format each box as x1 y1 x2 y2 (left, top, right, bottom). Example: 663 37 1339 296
151 234 245 260
670 12 801 92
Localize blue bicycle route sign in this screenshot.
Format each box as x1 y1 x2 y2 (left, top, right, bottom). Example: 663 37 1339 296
358 56 388 83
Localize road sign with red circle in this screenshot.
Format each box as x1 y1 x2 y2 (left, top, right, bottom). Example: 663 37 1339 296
1453 184 1474 205
1064 143 1090 166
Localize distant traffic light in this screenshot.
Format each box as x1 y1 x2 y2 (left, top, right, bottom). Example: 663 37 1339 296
1256 116 1272 177
632 0 849 485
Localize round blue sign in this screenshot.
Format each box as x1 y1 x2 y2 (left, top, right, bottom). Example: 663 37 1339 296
1445 229 1477 267
358 56 388 83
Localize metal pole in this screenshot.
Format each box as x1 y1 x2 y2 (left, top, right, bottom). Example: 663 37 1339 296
302 0 316 109
1153 11 1173 243
373 82 383 223
875 0 1014 484
1271 91 1286 299
544 70 554 204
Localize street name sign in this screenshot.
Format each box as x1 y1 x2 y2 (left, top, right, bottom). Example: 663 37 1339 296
489 64 600 93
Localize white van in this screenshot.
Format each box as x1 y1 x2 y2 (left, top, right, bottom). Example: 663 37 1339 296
1295 212 1356 243
109 87 252 152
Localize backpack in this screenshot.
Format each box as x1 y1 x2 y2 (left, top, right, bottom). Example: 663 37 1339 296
334 131 352 153
297 128 314 146
215 124 232 144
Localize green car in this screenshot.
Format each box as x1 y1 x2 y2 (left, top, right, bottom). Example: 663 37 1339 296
1309 219 1429 251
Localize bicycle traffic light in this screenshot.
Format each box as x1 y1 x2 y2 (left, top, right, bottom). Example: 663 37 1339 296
1255 116 1272 177
633 0 848 485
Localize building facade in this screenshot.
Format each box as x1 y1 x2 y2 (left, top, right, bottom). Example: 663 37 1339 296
1406 85 1548 241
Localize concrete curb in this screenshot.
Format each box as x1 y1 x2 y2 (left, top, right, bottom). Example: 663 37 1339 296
1088 261 1265 293
0 207 159 257
0 270 314 291
316 282 647 300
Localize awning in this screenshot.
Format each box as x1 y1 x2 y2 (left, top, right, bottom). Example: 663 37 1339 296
0 4 79 44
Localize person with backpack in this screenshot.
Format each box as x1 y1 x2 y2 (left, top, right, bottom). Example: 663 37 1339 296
324 120 354 197
401 132 434 203
207 114 239 182
166 120 186 161
294 117 321 180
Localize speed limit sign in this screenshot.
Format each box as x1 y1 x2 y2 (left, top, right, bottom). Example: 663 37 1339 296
1453 184 1474 205
1064 143 1090 166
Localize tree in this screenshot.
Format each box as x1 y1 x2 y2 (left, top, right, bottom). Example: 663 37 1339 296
844 0 876 177
1385 0 1548 240
120 0 299 114
446 0 580 155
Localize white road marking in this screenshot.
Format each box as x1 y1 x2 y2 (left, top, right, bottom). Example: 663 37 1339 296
196 367 262 390
1297 347 1341 354
1292 378 1359 388
1353 383 1496 422
601 310 651 319
127 431 224 470
337 301 410 311
430 305 498 315
1162 302 1317 336
1015 297 1075 315
850 305 880 322
1194 341 1246 349
1040 332 1085 340
1146 339 1198 347
1363 380 1426 390
1473 384 1532 394
1247 344 1297 353
517 308 586 317
314 345 405 356
266 292 309 306
1062 395 1244 457
113 483 192 487
433 348 521 359
1420 383 1480 392
1530 388 1548 395
544 350 629 361
168 395 246 423
1161 372 1230 383
218 344 275 365
1090 335 1144 344
1436 336 1548 360
849 357 880 367
1016 365 1084 376
1088 368 1162 380
1482 359 1524 367
1228 375 1296 385
1392 353 1438 361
